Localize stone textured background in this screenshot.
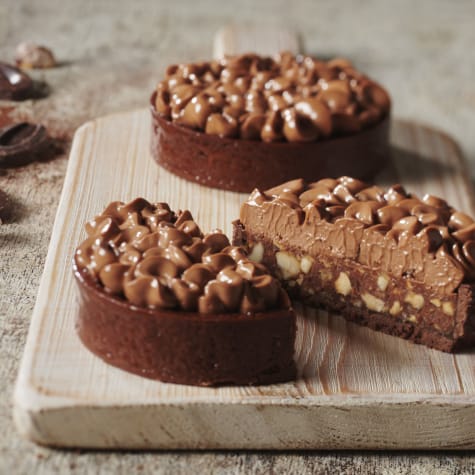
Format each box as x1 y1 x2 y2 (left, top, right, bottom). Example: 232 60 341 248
1 0 475 473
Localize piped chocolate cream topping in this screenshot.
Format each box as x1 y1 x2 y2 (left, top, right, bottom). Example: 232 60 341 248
75 199 289 314
240 177 475 295
154 52 390 142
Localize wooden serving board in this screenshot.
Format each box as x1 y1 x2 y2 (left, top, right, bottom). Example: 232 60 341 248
13 110 475 450
13 27 475 450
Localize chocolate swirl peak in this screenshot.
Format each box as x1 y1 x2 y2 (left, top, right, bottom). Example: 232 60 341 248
75 199 289 314
153 52 390 142
240 177 475 295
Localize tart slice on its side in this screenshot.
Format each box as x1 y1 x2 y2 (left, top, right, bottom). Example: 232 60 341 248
233 177 475 352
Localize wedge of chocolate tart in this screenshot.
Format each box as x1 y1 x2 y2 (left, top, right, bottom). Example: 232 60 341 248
150 52 390 192
73 199 296 386
233 177 475 352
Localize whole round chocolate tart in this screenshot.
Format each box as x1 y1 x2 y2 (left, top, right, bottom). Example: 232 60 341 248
150 52 391 192
73 199 296 386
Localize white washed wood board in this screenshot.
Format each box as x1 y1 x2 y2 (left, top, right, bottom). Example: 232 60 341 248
12 108 475 450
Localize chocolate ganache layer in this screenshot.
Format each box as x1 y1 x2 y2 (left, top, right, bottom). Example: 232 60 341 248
74 198 296 386
150 52 391 192
233 177 475 352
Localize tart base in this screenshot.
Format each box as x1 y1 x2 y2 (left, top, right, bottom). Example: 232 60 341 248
73 262 297 386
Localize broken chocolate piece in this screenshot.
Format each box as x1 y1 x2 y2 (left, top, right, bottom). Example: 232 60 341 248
0 122 49 167
0 62 34 100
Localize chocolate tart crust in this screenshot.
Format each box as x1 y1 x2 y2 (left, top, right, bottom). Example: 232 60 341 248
73 260 297 386
150 93 390 193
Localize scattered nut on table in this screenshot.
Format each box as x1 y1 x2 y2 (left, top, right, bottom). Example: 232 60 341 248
15 42 56 69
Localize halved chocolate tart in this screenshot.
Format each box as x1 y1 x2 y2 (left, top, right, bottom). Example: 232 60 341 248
233 177 475 352
73 199 296 386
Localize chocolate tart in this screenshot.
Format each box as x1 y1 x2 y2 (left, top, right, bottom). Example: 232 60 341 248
233 177 475 352
150 52 391 193
73 199 296 386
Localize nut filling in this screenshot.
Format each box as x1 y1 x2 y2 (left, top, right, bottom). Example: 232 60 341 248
247 239 458 337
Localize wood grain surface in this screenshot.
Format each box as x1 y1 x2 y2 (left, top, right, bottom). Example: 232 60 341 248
3 0 475 473
13 109 475 450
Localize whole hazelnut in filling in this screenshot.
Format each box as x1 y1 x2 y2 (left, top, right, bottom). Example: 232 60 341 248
75 198 290 314
154 52 390 142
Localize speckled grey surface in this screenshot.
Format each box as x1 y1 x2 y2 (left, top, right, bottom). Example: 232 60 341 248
1 0 475 473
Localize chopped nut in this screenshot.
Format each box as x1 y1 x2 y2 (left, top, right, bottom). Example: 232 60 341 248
335 272 352 296
404 292 424 310
430 298 441 308
389 301 401 315
296 275 304 285
15 42 56 69
319 269 332 282
406 315 417 323
276 251 300 279
248 242 264 263
442 301 454 316
362 293 385 312
300 255 314 274
377 274 389 291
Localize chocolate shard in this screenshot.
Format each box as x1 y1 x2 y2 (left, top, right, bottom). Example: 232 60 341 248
0 62 34 100
0 122 50 167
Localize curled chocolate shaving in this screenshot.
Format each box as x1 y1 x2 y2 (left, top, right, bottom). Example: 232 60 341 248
0 122 50 167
